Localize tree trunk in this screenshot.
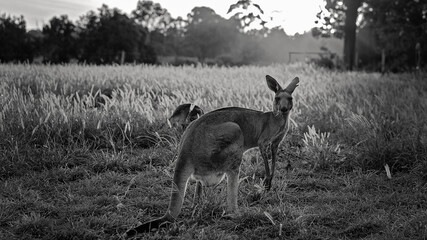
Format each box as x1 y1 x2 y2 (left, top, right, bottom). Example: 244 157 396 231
343 0 362 71
415 42 421 70
144 30 151 46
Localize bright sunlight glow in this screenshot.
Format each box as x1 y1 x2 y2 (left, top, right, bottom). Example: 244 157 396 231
0 0 324 35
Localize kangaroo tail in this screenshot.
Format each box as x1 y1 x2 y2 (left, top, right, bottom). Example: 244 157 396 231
125 215 173 237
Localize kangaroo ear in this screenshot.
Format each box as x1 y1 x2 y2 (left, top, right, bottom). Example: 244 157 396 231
284 77 299 94
266 75 283 93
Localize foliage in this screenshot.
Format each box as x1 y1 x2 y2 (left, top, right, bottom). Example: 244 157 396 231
42 15 78 63
227 0 268 31
185 7 239 61
315 0 427 71
2 0 426 70
314 0 361 39
314 0 364 70
0 14 33 62
77 5 156 64
0 1 344 66
132 0 173 54
132 0 172 34
302 125 341 170
361 0 427 71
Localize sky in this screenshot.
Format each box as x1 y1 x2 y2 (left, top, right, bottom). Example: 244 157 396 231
0 0 324 35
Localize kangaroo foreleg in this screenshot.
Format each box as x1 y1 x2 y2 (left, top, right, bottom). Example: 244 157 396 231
226 170 239 213
266 141 280 191
259 143 272 190
192 181 203 207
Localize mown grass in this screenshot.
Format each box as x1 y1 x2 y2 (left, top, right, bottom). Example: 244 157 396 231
0 63 426 239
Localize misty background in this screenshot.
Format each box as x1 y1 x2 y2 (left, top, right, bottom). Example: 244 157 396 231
0 0 426 72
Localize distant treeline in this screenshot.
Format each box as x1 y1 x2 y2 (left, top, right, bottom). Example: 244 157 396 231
1 0 425 71
0 2 343 66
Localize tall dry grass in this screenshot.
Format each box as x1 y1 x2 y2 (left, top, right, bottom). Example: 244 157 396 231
0 63 426 178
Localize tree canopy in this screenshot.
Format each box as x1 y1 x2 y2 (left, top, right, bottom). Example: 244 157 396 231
314 0 427 71
0 14 32 62
1 0 425 71
0 1 343 66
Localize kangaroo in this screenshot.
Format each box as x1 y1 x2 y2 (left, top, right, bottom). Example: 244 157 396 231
126 75 299 236
169 103 204 130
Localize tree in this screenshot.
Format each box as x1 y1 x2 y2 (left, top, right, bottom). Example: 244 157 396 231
314 0 364 70
78 5 156 64
362 0 427 71
132 0 172 45
227 0 268 31
26 30 44 61
161 17 187 56
185 7 238 61
0 14 32 62
42 15 78 63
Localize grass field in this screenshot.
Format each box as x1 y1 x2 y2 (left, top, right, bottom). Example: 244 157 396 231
0 63 426 239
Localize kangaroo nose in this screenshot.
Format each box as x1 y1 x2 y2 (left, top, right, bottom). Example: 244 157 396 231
281 104 292 112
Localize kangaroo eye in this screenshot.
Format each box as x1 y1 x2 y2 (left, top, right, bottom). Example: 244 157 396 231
274 97 280 102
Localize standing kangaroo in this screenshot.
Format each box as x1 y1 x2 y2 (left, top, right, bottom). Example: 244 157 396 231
126 75 299 236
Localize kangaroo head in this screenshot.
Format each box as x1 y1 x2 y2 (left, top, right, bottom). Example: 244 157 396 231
169 103 204 130
266 75 299 115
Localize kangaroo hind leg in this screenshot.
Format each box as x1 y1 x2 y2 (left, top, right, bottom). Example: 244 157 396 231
225 144 243 214
212 122 244 214
167 160 194 219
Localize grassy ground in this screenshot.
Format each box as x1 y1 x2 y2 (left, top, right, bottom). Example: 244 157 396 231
0 63 426 239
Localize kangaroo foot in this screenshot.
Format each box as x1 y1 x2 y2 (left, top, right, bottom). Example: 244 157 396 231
125 217 172 237
263 176 272 191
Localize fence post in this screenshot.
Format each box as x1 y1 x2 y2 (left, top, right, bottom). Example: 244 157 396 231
415 42 421 71
120 51 125 65
381 49 386 74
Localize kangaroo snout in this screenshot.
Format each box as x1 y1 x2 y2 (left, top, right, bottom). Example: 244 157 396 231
281 106 289 112
280 102 293 112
